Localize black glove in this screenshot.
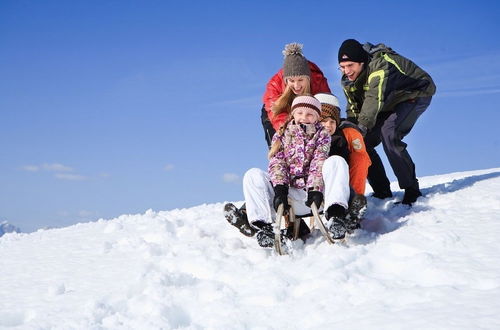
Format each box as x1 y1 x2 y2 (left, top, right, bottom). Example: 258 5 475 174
306 190 323 209
273 184 289 212
357 123 368 137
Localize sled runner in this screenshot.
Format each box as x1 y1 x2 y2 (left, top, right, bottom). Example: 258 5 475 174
311 204 335 245
273 204 286 255
273 203 335 255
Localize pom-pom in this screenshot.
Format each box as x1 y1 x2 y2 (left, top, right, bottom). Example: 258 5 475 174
282 43 304 58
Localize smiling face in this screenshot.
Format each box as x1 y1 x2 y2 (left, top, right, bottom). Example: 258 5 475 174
285 76 310 95
321 117 337 135
339 61 364 81
292 108 319 125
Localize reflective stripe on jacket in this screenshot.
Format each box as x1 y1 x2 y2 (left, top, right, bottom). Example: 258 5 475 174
342 43 436 129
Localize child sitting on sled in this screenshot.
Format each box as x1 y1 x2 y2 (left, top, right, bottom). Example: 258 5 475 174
315 93 371 231
225 95 351 247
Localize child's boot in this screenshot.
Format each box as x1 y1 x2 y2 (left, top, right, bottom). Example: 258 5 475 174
252 220 274 247
346 194 367 232
326 204 347 240
224 203 257 237
281 218 311 241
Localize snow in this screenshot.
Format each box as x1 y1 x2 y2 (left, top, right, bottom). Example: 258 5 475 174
1 168 500 329
0 222 21 237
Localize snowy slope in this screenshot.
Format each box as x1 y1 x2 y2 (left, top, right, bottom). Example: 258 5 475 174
1 168 500 329
0 222 20 237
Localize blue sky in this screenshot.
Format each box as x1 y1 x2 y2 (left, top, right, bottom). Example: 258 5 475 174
1 0 499 232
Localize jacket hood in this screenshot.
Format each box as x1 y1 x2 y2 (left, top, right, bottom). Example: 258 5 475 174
363 42 396 56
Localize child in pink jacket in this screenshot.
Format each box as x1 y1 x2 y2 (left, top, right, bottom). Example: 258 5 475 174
225 95 351 247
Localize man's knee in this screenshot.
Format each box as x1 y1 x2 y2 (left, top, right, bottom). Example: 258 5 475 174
381 128 407 153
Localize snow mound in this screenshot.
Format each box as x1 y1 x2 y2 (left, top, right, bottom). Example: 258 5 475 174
0 221 21 237
1 168 499 329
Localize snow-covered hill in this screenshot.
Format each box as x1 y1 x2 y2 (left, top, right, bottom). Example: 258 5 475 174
0 221 21 237
1 168 499 329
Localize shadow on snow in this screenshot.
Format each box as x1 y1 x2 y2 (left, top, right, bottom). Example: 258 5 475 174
349 171 500 245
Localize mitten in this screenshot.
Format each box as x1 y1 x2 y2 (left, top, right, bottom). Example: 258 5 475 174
273 184 289 212
306 190 323 209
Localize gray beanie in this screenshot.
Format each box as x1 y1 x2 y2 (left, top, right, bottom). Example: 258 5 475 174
282 43 310 78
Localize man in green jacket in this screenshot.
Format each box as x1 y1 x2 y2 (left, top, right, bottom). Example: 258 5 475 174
338 39 436 205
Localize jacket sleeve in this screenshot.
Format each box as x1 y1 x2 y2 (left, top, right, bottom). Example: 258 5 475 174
268 134 290 187
306 129 331 192
358 57 389 129
269 113 288 131
343 86 359 120
262 70 287 131
309 61 332 94
342 127 371 195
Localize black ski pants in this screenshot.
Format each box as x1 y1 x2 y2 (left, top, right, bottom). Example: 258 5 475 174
260 105 275 148
364 96 432 192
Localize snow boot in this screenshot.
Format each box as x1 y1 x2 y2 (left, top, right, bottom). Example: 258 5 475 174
346 194 367 232
326 204 347 240
371 190 393 199
280 218 311 241
401 187 422 206
252 220 274 248
224 203 257 237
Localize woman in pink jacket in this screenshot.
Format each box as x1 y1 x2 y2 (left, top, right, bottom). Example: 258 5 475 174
225 95 351 247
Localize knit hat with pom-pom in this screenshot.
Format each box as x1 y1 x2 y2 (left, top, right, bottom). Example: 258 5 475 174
282 43 310 78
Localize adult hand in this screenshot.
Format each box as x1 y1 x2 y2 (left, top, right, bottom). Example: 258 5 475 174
346 117 358 124
273 184 289 212
306 191 323 209
357 123 368 137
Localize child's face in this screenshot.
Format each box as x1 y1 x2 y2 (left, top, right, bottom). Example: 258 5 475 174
286 76 309 95
321 118 337 135
293 109 318 125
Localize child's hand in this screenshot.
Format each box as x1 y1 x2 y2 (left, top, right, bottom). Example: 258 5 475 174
273 184 289 212
306 191 324 209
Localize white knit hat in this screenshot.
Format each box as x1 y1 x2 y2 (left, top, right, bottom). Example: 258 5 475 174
291 95 321 120
314 93 341 125
314 93 340 108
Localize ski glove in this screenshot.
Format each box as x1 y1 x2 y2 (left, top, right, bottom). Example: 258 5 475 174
273 184 289 212
346 117 358 125
306 191 323 209
357 123 368 137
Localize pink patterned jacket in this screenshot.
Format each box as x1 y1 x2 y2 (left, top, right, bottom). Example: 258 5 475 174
268 122 331 192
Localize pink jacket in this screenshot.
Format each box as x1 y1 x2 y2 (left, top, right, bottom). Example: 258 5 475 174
268 122 331 192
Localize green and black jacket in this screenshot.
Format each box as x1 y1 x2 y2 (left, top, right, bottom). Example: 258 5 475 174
341 43 436 129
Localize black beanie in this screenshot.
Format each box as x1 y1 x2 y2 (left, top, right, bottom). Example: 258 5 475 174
338 39 368 63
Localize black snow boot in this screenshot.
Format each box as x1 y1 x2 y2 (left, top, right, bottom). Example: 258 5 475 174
326 204 347 240
224 203 257 237
280 218 311 241
371 189 393 199
346 194 367 232
252 220 274 248
401 187 422 206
